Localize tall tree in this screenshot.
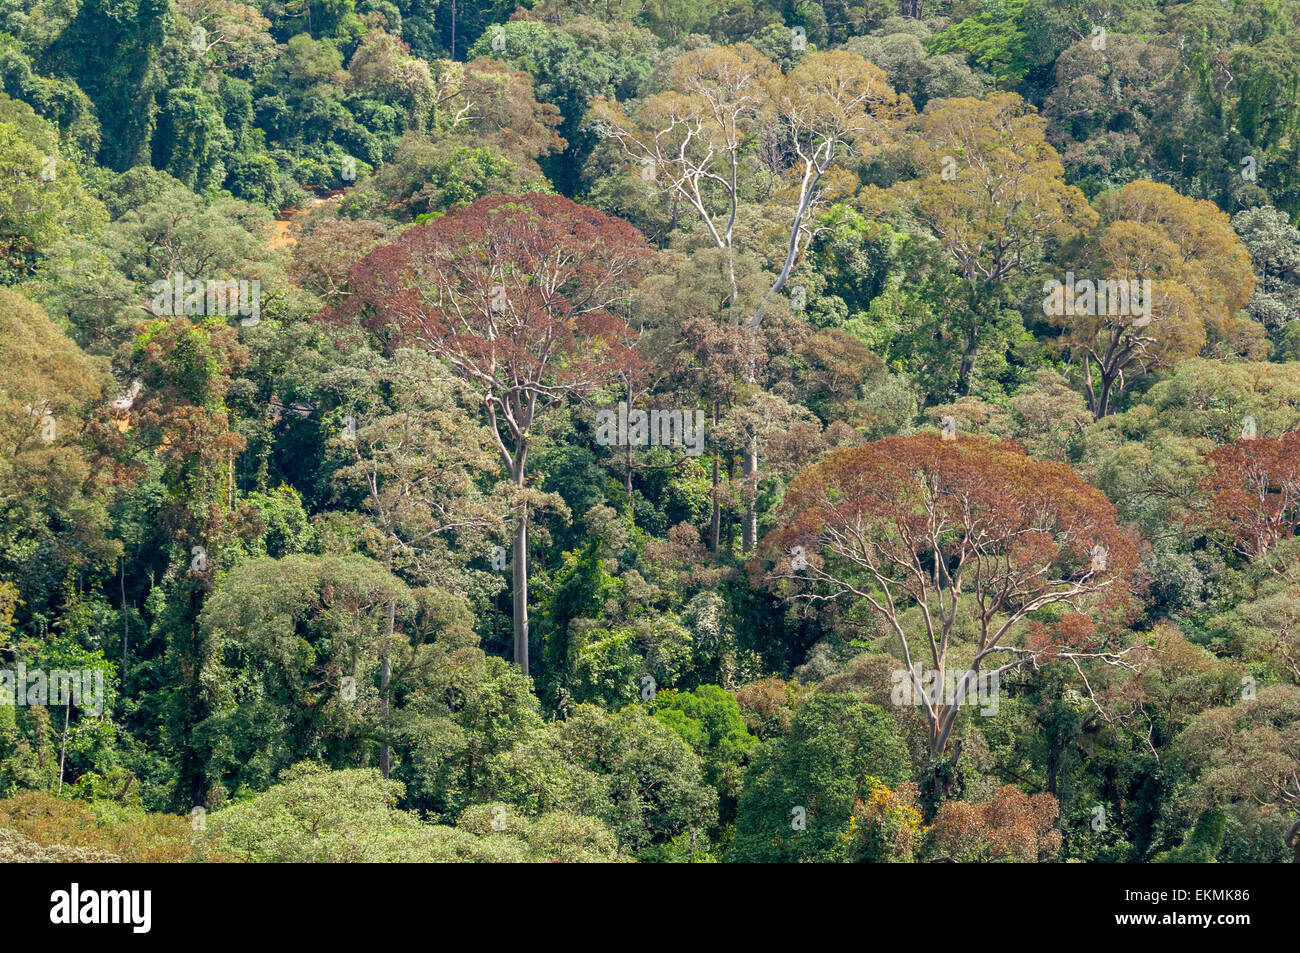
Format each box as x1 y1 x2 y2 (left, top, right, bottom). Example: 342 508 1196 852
592 43 776 304
758 435 1138 775
329 194 651 676
890 92 1096 394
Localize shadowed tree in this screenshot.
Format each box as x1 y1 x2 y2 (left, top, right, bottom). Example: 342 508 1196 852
888 92 1096 394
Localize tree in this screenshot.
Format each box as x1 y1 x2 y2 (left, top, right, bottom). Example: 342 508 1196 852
1233 205 1300 345
889 92 1096 393
649 684 757 827
323 348 510 773
487 702 718 856
1195 432 1300 562
728 693 909 862
120 314 253 808
591 43 777 304
195 554 415 795
38 168 286 355
0 94 106 281
1042 34 1187 196
1049 218 1203 418
1095 181 1259 357
463 16 658 194
593 44 904 319
928 784 1062 862
201 761 619 862
329 194 652 675
1053 180 1261 418
763 50 904 304
0 288 116 639
44 0 168 171
1172 685 1300 862
757 435 1138 771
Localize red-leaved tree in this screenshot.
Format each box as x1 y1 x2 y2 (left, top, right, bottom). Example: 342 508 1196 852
1196 431 1300 563
756 435 1138 770
328 194 652 675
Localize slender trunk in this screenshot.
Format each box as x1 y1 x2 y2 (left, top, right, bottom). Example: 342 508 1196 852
725 455 736 553
957 324 978 396
120 554 129 674
1082 353 1098 416
957 284 982 396
513 512 529 675
512 466 530 674
58 701 70 795
772 165 820 297
710 402 721 553
379 598 394 778
742 434 758 553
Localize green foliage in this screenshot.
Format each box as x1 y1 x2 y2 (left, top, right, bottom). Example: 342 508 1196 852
4 0 1300 865
729 694 908 861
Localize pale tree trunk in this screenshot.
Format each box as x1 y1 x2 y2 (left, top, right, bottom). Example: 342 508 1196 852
771 160 823 298
513 502 530 675
710 401 721 553
58 701 69 795
379 597 394 777
509 451 531 675
742 434 758 553
120 555 129 673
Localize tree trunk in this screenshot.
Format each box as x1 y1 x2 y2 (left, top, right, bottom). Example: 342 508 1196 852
120 554 129 674
513 501 530 676
957 285 983 396
742 434 758 553
1095 369 1117 419
710 402 721 553
379 598 394 778
58 701 70 795
957 324 978 396
725 455 736 553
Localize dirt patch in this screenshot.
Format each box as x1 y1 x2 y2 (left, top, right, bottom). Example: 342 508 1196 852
267 191 345 249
